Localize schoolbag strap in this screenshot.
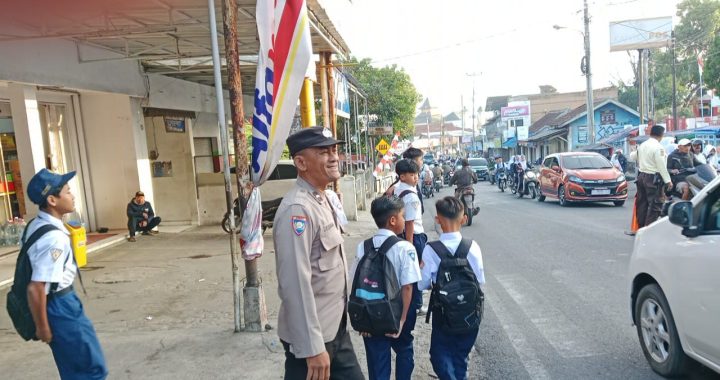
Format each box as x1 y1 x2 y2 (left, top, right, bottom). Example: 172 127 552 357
19 224 60 290
398 189 414 199
377 235 401 257
20 218 36 244
454 239 473 260
428 241 453 260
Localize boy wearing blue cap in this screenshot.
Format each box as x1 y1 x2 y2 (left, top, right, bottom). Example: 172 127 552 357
24 169 108 379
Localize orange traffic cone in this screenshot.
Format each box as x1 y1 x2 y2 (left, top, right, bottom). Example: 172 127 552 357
630 196 639 233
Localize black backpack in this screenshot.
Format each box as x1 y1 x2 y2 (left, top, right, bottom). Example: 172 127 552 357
425 239 484 335
6 221 59 341
348 236 403 336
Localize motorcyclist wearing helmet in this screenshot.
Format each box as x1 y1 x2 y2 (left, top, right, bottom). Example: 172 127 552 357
449 159 477 196
692 139 707 165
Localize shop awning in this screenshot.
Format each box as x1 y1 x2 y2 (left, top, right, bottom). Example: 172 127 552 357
527 128 567 142
502 137 517 148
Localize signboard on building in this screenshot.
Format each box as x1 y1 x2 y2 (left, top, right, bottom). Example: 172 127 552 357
369 126 393 135
610 17 672 52
375 138 390 155
501 105 530 120
517 126 529 141
600 110 616 125
335 69 351 119
578 126 589 144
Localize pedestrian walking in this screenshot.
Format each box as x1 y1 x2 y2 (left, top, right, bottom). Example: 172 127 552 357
20 169 107 379
273 126 363 380
351 196 421 380
630 125 672 228
419 196 485 380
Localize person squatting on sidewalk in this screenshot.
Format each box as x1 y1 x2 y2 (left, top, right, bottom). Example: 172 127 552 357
25 169 108 379
126 191 161 242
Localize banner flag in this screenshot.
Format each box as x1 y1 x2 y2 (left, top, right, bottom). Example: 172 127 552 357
252 0 313 185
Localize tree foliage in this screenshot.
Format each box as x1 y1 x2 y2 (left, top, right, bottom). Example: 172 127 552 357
616 0 720 118
705 34 720 91
347 58 421 138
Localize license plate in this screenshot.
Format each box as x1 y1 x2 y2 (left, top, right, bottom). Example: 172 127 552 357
592 189 611 195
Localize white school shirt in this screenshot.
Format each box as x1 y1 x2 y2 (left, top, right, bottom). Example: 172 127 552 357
394 182 424 234
418 232 485 291
25 211 76 295
351 229 422 290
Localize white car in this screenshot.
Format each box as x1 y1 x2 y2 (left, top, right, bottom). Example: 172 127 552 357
628 174 720 377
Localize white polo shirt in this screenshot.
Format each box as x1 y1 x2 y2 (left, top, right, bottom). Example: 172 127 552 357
394 182 424 234
419 232 485 291
25 211 76 295
351 229 422 289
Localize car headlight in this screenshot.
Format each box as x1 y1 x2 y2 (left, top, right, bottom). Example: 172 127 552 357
568 175 583 183
617 175 626 182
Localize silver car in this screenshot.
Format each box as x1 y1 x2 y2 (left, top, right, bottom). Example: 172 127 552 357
628 174 720 377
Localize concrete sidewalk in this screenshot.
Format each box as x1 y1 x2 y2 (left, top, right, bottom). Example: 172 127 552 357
0 209 480 379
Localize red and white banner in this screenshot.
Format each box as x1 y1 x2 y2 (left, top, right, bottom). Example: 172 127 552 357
373 134 400 177
251 0 313 186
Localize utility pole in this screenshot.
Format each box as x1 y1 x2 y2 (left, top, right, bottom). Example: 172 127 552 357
583 0 594 145
460 95 464 154
672 31 677 130
471 86 476 154
638 49 644 126
441 114 445 154
222 0 266 333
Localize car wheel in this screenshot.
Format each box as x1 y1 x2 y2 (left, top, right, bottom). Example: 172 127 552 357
635 284 689 377
614 200 625 207
558 185 569 207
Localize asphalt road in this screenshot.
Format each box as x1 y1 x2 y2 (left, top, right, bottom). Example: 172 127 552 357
421 180 719 380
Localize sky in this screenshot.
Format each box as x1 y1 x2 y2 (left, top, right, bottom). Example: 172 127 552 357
321 0 682 118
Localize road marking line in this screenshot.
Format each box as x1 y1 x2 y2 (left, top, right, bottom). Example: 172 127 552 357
485 284 551 380
495 274 601 358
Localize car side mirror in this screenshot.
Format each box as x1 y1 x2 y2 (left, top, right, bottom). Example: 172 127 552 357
668 201 692 227
551 165 561 173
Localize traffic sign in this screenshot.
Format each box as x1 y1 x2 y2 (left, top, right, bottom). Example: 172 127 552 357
375 138 390 155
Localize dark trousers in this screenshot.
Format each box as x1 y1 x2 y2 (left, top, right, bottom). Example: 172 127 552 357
282 323 363 380
429 327 479 380
47 291 108 380
402 232 427 310
128 216 161 237
362 306 418 380
636 173 665 228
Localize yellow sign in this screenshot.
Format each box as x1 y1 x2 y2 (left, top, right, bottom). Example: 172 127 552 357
375 138 390 155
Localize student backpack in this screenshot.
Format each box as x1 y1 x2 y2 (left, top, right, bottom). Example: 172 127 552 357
425 238 484 335
6 221 59 341
348 236 403 336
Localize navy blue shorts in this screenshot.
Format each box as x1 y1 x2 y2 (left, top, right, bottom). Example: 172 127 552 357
47 291 108 380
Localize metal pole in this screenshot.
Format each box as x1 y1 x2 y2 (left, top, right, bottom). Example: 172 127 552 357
638 49 644 126
300 78 317 127
472 83 476 154
584 0 594 145
441 114 445 154
364 99 370 169
460 95 464 154
672 31 677 130
426 114 430 150
326 53 339 191
207 0 241 332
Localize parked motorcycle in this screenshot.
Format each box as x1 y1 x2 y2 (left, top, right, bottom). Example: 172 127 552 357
496 169 508 192
516 169 540 199
222 197 282 234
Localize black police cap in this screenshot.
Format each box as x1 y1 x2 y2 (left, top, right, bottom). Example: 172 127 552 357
287 126 345 156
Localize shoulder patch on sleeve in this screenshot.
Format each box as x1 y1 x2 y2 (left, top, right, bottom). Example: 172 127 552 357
50 248 63 262
291 215 307 236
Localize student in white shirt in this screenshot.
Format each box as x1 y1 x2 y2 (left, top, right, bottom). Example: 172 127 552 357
351 196 422 380
420 196 485 380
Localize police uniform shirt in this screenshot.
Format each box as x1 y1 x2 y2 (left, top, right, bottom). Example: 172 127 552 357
273 176 348 359
418 232 485 291
351 229 422 290
25 211 76 295
394 182 424 234
635 138 671 183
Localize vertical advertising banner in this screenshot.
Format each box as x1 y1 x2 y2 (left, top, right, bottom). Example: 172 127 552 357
252 0 313 185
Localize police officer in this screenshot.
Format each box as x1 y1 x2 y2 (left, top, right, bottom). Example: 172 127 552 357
273 127 363 380
25 169 108 379
632 125 672 228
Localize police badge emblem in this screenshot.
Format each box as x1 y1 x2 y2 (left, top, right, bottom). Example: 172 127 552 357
50 248 63 261
322 128 332 138
291 216 307 236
